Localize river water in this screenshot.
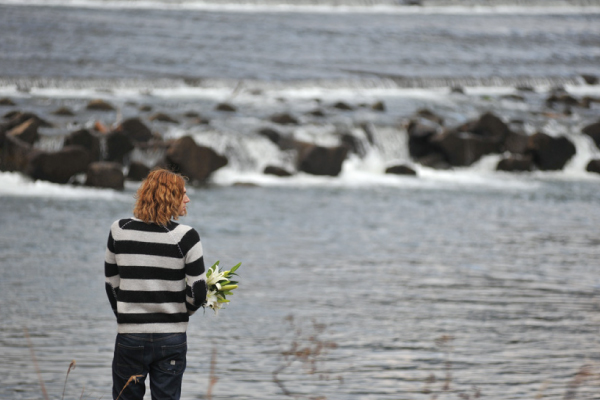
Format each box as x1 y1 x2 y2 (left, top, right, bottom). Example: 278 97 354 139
2 1 600 399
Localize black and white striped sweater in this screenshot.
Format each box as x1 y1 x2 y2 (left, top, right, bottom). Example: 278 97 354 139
104 218 207 333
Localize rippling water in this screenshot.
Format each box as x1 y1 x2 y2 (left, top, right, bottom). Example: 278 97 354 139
2 180 600 399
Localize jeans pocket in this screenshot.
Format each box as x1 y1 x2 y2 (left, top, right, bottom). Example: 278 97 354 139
159 342 187 375
115 343 145 379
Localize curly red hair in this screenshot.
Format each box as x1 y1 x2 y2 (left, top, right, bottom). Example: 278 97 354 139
133 169 187 226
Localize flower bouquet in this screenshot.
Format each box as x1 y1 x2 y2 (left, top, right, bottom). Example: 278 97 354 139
205 261 241 314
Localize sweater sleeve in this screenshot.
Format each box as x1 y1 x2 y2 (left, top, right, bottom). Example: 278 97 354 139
104 228 120 317
182 228 207 315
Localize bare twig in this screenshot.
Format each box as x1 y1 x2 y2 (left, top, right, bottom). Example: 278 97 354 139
115 375 144 400
24 327 49 400
62 360 77 400
206 347 219 400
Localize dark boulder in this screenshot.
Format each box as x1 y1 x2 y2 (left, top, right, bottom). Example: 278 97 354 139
372 101 386 112
341 133 366 157
306 108 326 117
270 113 299 125
586 159 600 174
581 74 598 85
165 135 228 183
64 129 101 161
0 135 32 172
215 102 237 112
407 118 440 159
332 101 354 111
257 128 282 145
149 112 179 124
431 130 498 167
105 131 135 163
127 161 151 181
461 112 511 147
52 106 75 116
415 108 444 125
6 118 40 145
0 97 15 106
416 152 451 170
582 120 600 149
27 145 91 184
86 162 124 190
264 165 293 177
504 131 530 154
86 99 115 111
385 164 417 176
297 144 348 176
4 112 51 130
527 132 576 170
496 154 533 172
116 117 153 142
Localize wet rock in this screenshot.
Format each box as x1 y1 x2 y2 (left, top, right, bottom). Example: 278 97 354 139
372 101 386 111
0 135 32 172
580 96 600 108
86 99 116 111
581 74 598 85
27 145 91 184
582 120 600 149
501 94 525 102
2 110 20 120
257 127 282 145
504 131 530 154
64 129 101 162
297 144 348 176
127 161 151 181
546 90 580 108
264 165 293 177
215 102 237 112
450 86 465 94
415 108 444 125
165 135 228 183
270 113 299 125
341 133 366 157
332 101 354 111
139 105 153 112
86 162 124 190
306 108 326 117
52 106 75 116
516 85 535 92
496 154 533 172
407 118 440 159
149 112 179 124
527 132 576 171
586 159 600 174
184 111 200 118
0 98 16 106
416 152 451 170
4 112 51 130
6 118 40 145
464 112 511 144
385 164 417 176
105 131 135 163
431 130 498 167
116 117 153 143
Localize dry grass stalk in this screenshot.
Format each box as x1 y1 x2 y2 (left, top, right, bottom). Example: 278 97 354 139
62 360 77 400
206 347 219 400
23 326 49 400
115 374 144 400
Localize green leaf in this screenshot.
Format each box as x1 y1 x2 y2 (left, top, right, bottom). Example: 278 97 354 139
230 262 241 274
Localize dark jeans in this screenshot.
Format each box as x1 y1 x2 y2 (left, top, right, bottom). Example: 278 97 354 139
112 333 187 400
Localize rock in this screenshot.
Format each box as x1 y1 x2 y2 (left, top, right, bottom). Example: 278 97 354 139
496 154 533 172
501 94 525 102
270 113 299 125
264 165 293 177
586 159 600 174
116 117 153 142
3 110 20 119
431 130 498 167
407 119 440 159
64 129 101 161
416 152 451 170
581 74 599 85
85 162 124 190
86 99 116 111
372 101 386 111
184 111 200 118
306 108 326 117
27 145 91 184
582 121 600 149
516 85 535 92
4 112 50 130
527 132 576 170
504 131 530 154
332 101 354 111
341 133 366 157
450 86 464 94
415 108 444 125
385 164 417 176
165 135 228 183
139 105 153 112
215 102 237 112
0 135 32 172
149 112 179 124
297 144 348 176
105 131 135 163
546 91 579 108
6 118 40 145
467 112 511 143
0 98 16 106
52 106 75 116
257 128 282 145
127 161 151 181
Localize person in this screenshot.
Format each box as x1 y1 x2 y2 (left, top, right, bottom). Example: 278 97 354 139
104 168 207 400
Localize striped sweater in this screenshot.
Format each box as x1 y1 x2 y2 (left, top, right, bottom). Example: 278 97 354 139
104 218 207 333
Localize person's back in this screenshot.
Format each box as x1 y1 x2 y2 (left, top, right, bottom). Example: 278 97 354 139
104 169 206 400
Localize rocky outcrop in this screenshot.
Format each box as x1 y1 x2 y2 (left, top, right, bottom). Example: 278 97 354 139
215 103 237 112
165 136 228 183
385 164 417 176
264 165 293 177
0 135 31 172
6 118 40 145
116 117 153 142
504 131 529 154
27 145 91 184
64 129 101 161
407 118 440 159
431 131 498 167
526 132 576 171
582 120 600 149
52 107 75 116
86 162 124 190
86 99 115 111
105 131 135 163
496 154 533 172
586 159 600 174
127 161 151 181
297 144 348 176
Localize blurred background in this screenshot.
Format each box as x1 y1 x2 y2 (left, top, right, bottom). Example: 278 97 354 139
1 1 600 399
